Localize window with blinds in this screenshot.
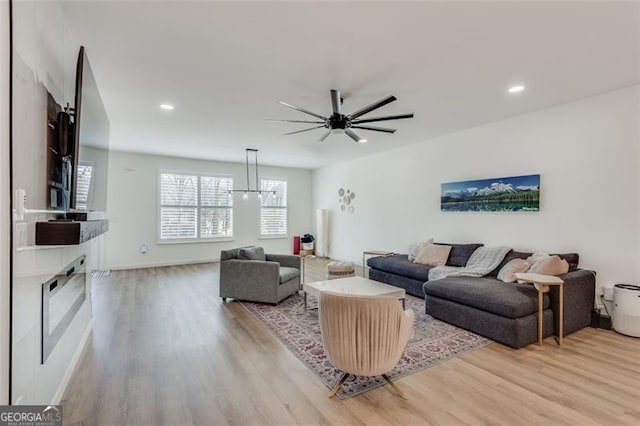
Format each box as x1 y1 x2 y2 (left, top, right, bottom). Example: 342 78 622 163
75 163 93 210
159 172 233 240
260 178 287 237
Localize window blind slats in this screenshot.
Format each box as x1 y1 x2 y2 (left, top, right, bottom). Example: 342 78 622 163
75 164 93 210
201 176 233 207
200 208 233 238
260 208 287 235
160 207 197 239
161 174 198 206
260 179 287 236
260 179 288 207
160 172 233 240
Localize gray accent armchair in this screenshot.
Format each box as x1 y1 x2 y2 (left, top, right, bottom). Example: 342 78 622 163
219 247 301 304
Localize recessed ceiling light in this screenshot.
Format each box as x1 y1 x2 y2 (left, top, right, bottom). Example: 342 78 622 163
159 103 174 110
357 138 368 143
508 85 525 94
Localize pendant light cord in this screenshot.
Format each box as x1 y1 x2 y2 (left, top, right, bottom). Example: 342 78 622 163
245 149 250 191
255 150 259 192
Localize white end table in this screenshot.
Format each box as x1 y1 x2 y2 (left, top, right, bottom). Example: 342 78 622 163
515 272 565 346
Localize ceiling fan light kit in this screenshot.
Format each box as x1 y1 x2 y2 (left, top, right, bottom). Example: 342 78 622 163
271 89 414 142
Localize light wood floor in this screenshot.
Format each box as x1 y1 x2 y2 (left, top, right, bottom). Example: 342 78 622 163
61 259 640 425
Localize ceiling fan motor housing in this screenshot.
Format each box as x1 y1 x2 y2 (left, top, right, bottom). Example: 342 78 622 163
328 113 350 130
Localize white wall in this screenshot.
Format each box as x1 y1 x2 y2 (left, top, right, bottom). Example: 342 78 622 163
11 0 95 404
105 150 313 269
313 86 640 295
1 0 11 405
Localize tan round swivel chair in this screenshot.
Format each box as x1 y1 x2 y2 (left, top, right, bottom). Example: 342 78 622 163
319 291 414 399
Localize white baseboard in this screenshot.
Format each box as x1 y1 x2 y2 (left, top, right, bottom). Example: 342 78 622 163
328 254 363 267
109 257 219 271
52 318 93 405
326 254 353 263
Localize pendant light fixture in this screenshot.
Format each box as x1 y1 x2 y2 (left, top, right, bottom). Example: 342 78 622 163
228 148 276 199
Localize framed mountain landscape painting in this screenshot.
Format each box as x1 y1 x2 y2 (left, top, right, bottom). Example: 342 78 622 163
441 174 540 212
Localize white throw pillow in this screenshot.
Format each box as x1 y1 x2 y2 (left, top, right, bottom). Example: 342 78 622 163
408 238 433 262
414 243 452 266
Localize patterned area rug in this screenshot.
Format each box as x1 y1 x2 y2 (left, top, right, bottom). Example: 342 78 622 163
240 292 492 399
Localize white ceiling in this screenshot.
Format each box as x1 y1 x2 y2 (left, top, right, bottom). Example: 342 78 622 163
61 1 640 169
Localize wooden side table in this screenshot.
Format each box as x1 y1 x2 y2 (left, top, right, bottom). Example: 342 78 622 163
362 250 394 278
515 272 565 346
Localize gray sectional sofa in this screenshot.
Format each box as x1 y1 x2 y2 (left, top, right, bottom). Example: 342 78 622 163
367 245 595 348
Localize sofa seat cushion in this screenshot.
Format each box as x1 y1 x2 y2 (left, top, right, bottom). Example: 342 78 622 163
423 277 549 318
279 267 300 284
367 254 432 282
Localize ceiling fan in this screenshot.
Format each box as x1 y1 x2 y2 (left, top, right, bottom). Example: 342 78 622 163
269 90 414 143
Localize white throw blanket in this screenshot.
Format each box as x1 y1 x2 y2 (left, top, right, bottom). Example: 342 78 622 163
428 246 512 281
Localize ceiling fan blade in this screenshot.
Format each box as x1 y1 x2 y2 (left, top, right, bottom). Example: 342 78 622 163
348 95 397 120
283 125 325 136
330 89 341 115
277 100 326 120
345 129 366 143
265 119 324 124
350 125 396 134
350 113 414 124
319 131 331 142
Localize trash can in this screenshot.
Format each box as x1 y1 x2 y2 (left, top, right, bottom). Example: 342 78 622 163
612 284 640 337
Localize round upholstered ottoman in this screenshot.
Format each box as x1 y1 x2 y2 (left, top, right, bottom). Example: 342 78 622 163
327 261 355 280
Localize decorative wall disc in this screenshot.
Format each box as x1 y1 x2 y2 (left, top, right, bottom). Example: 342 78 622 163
338 188 356 214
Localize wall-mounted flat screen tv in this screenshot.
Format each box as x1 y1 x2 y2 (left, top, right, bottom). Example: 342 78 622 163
70 46 110 212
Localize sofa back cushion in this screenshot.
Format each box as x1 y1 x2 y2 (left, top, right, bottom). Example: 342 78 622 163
436 243 484 267
553 253 579 272
221 246 253 261
238 246 266 261
489 250 579 276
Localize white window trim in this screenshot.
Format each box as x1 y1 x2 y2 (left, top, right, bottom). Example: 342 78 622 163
258 235 289 240
157 169 235 244
157 237 236 245
259 176 288 238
